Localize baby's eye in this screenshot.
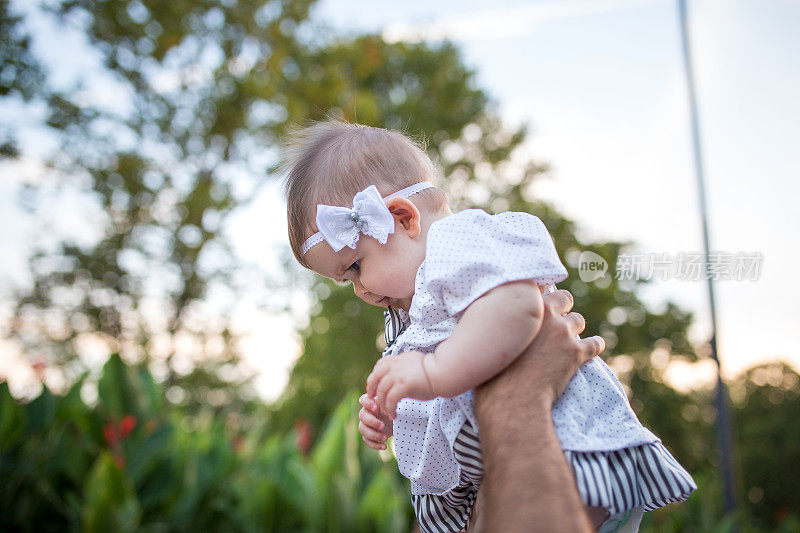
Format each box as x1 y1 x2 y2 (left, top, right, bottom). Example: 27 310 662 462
348 260 360 272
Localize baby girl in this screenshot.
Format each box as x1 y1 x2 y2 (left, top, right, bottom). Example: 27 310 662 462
282 119 695 532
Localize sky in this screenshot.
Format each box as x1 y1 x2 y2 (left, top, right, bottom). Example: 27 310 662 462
1 0 798 400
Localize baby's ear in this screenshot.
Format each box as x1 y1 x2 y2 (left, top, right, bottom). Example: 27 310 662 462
385 197 421 238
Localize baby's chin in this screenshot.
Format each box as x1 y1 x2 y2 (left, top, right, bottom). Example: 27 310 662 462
355 292 413 311
389 296 413 312
371 296 391 307
361 297 407 311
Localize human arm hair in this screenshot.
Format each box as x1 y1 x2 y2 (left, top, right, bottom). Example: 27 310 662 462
470 289 604 532
422 279 544 398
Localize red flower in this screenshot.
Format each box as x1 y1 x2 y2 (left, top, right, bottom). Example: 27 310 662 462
294 418 313 455
103 423 119 447
103 415 138 447
119 415 137 438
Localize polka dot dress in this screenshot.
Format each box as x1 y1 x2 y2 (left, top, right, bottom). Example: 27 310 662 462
381 210 695 531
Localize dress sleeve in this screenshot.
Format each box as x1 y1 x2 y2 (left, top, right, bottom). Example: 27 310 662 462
424 210 567 316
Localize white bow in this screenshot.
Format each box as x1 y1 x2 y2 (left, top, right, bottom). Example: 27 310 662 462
315 185 395 252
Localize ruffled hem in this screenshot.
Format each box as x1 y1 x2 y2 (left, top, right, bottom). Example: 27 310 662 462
564 441 697 516
411 481 477 533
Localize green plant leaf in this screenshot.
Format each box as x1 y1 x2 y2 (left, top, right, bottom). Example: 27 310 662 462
0 382 24 450
82 452 141 533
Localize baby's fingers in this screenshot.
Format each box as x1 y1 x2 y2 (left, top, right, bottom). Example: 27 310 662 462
376 375 395 416
359 420 388 444
359 393 379 413
366 361 391 398
385 385 406 420
359 406 386 433
362 436 388 451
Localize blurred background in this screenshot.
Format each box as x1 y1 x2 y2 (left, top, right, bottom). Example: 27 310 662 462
1 0 798 530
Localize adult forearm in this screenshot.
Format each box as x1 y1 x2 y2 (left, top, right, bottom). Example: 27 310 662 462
476 394 592 532
471 288 602 532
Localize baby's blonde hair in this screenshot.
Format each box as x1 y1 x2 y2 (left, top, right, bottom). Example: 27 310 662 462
281 118 448 267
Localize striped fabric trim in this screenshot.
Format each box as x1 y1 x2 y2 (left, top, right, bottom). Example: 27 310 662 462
383 306 407 351
564 442 697 516
451 420 484 484
412 421 696 533
411 420 482 533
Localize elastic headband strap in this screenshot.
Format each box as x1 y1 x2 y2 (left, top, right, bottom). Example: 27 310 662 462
300 181 436 255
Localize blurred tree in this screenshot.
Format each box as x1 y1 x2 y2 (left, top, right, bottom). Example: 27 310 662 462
0 0 45 157
732 362 800 527
623 351 714 476
2 0 319 413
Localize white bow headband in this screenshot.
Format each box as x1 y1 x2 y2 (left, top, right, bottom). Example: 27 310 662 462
300 181 435 255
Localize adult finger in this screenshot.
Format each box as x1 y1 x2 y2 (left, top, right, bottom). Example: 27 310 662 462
359 420 387 443
543 289 574 316
579 335 606 360
359 407 386 432
564 312 586 336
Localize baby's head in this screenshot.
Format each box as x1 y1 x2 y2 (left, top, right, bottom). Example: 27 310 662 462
282 119 450 310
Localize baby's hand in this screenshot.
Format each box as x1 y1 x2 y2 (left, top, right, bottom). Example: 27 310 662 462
358 393 392 450
365 351 436 419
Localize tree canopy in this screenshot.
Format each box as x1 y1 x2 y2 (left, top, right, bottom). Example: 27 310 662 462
4 0 319 412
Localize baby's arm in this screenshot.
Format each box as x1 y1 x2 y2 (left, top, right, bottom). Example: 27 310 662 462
367 279 545 417
425 279 545 398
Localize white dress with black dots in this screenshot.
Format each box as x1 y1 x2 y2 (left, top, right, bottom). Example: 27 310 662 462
381 209 696 533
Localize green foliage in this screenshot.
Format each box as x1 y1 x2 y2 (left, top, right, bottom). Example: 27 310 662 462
636 362 800 531
83 452 142 533
269 281 385 432
733 363 800 528
0 355 412 532
2 354 797 531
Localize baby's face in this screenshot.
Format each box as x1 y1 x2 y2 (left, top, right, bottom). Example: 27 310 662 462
305 224 426 311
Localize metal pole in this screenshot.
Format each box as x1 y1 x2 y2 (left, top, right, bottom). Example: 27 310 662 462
677 0 737 517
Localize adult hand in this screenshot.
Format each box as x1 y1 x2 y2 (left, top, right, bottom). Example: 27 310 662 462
475 288 604 412
471 288 604 533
